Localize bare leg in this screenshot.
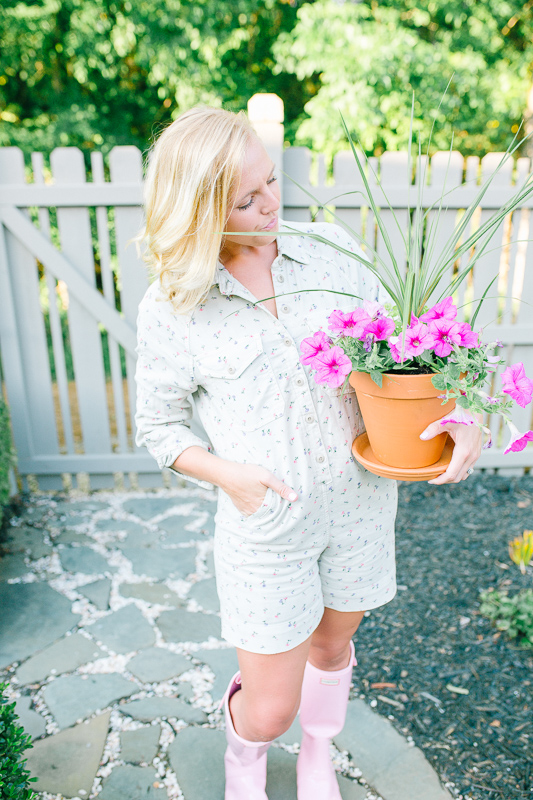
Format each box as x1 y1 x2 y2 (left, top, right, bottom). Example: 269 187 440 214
230 636 312 742
309 607 365 669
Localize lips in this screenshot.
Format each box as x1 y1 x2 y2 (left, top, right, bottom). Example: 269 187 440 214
261 216 278 231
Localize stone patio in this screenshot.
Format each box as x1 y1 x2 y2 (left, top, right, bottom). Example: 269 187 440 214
0 488 454 800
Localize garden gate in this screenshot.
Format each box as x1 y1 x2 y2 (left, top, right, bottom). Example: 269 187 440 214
1 93 533 490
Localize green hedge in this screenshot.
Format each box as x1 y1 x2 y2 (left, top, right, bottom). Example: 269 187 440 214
0 683 37 800
0 397 15 529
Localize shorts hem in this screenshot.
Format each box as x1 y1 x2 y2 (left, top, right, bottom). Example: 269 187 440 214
323 581 397 614
220 609 324 655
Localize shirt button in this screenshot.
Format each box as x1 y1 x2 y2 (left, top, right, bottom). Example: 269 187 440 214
228 366 236 374
277 274 285 283
284 338 292 347
305 414 315 424
281 305 290 314
316 455 325 464
296 378 305 386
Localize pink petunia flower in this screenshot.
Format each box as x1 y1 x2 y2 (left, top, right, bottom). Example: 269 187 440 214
388 335 404 363
426 318 462 358
328 308 370 337
438 406 476 426
404 321 434 356
420 296 457 324
456 322 479 349
313 345 353 388
501 362 533 408
504 421 533 454
300 331 333 366
363 300 386 320
388 322 433 362
361 316 395 341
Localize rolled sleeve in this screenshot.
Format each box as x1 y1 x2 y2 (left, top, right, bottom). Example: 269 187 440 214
134 293 213 490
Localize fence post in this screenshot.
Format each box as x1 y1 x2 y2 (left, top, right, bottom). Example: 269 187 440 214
247 93 285 210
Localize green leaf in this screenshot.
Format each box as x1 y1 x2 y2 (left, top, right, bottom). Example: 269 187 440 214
431 374 446 390
370 370 383 387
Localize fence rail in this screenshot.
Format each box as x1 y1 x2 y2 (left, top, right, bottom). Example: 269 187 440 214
0 93 532 490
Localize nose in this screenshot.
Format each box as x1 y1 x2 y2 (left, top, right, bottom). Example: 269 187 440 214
262 185 280 214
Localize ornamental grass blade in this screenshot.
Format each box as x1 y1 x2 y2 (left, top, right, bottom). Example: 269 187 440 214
339 113 406 291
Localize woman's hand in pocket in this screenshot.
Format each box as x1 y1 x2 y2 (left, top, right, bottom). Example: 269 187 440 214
218 462 298 517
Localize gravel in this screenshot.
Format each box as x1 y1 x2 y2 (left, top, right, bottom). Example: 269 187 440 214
351 474 533 800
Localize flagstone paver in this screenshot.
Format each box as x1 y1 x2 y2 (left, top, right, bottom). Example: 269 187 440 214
53 529 93 544
86 604 156 653
187 577 220 612
336 698 452 800
25 711 111 796
120 724 161 764
0 582 80 669
94 518 147 534
167 727 226 799
121 546 196 580
121 696 207 724
119 582 182 606
98 765 167 800
3 527 53 559
59 545 115 576
79 578 112 610
0 552 33 580
15 633 104 685
127 648 191 683
43 674 136 729
122 497 184 520
14 694 46 740
156 516 203 543
157 607 221 643
195 648 239 702
121 527 163 548
1 489 453 800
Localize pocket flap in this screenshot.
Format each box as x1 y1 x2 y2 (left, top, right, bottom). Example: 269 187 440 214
196 335 263 379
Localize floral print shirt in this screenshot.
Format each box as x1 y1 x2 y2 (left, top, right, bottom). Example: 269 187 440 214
135 220 381 488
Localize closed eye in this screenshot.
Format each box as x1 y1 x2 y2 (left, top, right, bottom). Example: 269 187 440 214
237 175 277 211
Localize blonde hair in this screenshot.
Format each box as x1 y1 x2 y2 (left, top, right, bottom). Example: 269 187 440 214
139 106 256 313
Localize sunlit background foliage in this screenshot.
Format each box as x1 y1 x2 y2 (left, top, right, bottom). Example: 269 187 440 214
1 0 532 157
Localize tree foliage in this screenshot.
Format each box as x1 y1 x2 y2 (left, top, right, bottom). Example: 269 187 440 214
274 0 533 156
0 0 316 154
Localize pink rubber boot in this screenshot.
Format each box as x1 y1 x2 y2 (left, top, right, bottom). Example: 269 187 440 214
297 641 357 800
221 672 272 800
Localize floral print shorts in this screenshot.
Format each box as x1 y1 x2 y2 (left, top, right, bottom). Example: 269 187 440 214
214 464 398 655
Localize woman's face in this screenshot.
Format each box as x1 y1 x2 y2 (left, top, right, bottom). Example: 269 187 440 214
223 135 280 250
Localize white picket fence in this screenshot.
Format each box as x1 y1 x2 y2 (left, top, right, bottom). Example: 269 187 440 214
1 93 533 490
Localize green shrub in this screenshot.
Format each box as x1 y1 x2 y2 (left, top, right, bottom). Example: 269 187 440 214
0 683 37 800
480 589 533 648
0 398 15 529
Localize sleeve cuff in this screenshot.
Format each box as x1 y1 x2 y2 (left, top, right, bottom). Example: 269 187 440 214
166 465 216 491
156 439 216 491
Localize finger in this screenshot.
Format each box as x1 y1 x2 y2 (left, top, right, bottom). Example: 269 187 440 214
419 421 446 441
427 447 471 485
266 478 298 502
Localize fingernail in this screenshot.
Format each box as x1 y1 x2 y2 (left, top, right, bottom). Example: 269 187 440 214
288 492 297 501
420 432 429 439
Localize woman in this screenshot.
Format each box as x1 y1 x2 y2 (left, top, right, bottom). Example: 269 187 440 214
135 106 482 800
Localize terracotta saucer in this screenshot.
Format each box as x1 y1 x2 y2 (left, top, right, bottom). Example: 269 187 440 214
352 433 454 482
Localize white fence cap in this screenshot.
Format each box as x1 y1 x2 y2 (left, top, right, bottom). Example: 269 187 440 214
248 93 284 124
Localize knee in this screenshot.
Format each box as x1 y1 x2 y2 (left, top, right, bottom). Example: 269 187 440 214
309 639 352 671
242 698 299 742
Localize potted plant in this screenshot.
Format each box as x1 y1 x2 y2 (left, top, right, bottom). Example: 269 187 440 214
293 107 533 478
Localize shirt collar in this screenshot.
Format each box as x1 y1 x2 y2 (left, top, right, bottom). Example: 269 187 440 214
214 219 311 294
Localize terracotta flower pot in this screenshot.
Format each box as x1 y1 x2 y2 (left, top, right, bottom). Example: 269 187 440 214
348 371 456 469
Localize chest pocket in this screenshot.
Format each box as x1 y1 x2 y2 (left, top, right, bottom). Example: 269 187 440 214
195 335 285 431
